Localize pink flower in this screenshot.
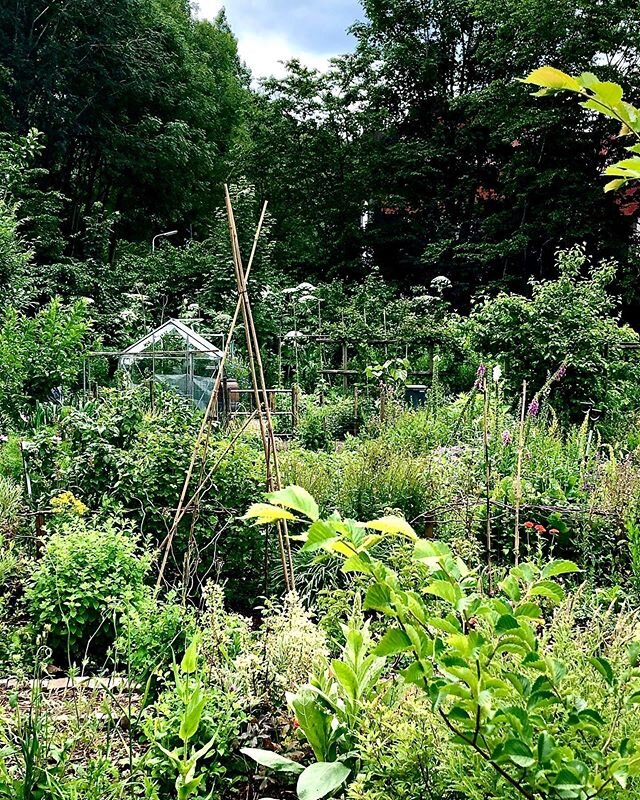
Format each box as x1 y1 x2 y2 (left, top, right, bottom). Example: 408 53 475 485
554 364 567 381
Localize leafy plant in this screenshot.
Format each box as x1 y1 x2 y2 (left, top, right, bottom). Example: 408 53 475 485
245 486 640 799
242 602 385 800
143 637 245 800
522 67 640 192
113 592 196 682
0 475 21 535
26 518 150 663
470 245 640 425
0 298 91 427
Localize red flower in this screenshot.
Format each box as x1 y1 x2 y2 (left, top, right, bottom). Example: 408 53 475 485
293 717 300 729
534 524 546 533
524 521 534 529
549 528 559 535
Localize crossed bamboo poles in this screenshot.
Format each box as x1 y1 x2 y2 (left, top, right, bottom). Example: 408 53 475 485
155 187 295 594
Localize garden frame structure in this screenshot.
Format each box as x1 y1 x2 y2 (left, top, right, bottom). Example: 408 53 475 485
83 319 300 428
84 319 225 411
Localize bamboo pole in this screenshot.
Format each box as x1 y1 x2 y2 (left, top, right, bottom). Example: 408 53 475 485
482 375 493 591
155 202 268 593
224 186 295 590
514 380 527 566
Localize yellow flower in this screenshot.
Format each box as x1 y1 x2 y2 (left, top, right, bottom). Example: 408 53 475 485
51 491 88 516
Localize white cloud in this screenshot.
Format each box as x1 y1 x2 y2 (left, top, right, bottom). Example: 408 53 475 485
194 0 333 79
236 31 331 79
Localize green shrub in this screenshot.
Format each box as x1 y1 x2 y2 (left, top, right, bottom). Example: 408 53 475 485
297 394 361 451
0 435 23 482
470 245 640 427
113 591 196 681
0 297 91 428
26 518 150 663
247 491 640 800
22 384 270 609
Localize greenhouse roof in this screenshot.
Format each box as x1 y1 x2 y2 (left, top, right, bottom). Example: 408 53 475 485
120 318 224 358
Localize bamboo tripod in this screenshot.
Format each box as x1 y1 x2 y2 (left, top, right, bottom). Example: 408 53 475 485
155 189 295 593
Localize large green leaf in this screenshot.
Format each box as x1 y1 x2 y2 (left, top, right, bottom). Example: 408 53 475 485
301 519 337 552
521 66 582 92
374 627 413 657
331 660 358 699
364 582 395 615
240 747 304 775
242 503 295 524
180 638 199 674
554 768 585 794
297 762 350 800
288 688 332 762
414 539 451 567
497 739 536 769
179 685 206 742
529 579 564 604
363 515 416 538
266 485 319 520
495 614 521 634
589 656 615 687
424 579 462 606
541 559 580 578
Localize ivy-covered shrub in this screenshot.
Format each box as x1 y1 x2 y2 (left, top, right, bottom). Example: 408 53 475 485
26 518 150 663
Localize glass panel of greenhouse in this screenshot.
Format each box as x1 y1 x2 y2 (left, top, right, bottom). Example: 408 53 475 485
118 319 223 410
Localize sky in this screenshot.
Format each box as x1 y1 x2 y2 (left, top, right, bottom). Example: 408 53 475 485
196 0 362 79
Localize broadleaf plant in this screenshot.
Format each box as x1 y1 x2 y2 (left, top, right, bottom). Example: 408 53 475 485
244 491 640 800
242 606 385 800
521 67 640 192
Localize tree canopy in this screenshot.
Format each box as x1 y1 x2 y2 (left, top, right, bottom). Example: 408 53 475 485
1 0 640 318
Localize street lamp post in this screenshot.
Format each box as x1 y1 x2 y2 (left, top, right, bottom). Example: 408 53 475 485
152 229 178 252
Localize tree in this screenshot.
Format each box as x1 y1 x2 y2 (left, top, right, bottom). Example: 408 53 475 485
242 60 368 280
0 0 249 258
0 298 91 426
347 0 640 299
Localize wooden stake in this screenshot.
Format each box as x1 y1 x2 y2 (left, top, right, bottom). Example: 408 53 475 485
514 380 527 566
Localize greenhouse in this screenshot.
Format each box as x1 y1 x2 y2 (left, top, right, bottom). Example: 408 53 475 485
119 318 224 410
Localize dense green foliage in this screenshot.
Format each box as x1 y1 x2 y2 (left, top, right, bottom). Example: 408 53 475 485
3 0 640 798
26 513 150 661
1 0 640 314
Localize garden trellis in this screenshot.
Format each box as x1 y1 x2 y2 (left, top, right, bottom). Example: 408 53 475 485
155 188 295 595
